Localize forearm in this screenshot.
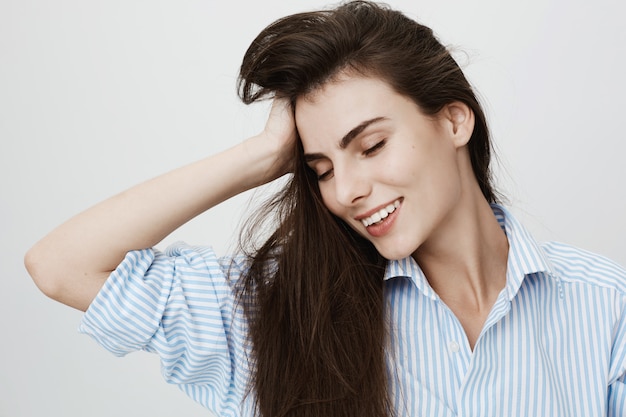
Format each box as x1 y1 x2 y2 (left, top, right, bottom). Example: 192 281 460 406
25 133 285 310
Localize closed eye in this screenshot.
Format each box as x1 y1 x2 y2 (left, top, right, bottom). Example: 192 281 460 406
306 162 334 181
364 140 386 156
318 168 334 181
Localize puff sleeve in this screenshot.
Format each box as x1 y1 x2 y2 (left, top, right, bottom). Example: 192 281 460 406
79 243 253 416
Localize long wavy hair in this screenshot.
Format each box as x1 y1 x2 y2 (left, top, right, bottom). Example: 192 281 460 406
236 2 497 416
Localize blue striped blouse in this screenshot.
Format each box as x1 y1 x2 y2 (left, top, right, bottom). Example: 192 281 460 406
79 205 626 416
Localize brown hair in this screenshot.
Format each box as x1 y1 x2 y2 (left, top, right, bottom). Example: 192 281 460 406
237 1 498 416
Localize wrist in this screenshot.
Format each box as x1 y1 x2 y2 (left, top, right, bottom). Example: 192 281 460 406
240 133 291 186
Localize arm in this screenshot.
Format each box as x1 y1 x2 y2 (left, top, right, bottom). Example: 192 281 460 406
24 99 296 312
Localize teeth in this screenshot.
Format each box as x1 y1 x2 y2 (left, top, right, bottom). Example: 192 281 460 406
360 200 400 227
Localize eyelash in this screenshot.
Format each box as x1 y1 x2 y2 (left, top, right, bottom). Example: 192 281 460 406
316 140 386 181
364 139 386 156
318 170 333 181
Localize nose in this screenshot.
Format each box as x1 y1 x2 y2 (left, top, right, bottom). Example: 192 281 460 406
333 163 371 207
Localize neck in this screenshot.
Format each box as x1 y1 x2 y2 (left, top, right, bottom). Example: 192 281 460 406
413 189 509 348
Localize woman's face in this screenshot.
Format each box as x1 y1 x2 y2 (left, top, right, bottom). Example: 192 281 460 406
295 74 472 260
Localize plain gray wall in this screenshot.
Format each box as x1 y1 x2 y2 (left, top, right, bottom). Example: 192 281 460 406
2 0 624 416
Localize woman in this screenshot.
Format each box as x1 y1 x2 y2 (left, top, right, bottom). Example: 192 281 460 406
25 1 626 416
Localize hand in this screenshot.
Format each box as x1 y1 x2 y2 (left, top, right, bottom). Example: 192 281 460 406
260 97 298 179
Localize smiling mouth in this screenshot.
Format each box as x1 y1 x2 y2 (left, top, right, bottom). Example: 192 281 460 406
360 200 401 227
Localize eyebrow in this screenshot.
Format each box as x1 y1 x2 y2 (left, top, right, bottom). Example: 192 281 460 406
303 116 388 163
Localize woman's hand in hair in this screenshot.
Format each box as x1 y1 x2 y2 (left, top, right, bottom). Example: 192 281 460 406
253 97 297 182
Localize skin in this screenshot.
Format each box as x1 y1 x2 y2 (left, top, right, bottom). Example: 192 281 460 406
297 74 509 349
25 73 508 349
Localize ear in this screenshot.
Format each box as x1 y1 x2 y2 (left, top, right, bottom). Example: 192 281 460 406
439 102 474 148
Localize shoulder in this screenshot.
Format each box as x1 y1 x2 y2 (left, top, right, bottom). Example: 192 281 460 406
540 241 626 294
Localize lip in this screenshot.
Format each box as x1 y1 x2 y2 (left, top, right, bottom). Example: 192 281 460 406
364 201 400 238
354 198 403 221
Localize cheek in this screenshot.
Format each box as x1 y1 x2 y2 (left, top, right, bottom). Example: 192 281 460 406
318 184 341 216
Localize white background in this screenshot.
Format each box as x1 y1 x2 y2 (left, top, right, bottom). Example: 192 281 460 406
1 0 624 416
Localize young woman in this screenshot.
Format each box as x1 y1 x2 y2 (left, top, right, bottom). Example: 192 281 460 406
25 1 626 416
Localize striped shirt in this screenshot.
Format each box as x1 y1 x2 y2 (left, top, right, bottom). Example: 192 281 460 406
79 205 626 416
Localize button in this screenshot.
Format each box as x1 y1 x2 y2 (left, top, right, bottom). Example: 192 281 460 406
448 341 460 352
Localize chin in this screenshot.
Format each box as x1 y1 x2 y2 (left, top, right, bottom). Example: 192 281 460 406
374 245 415 261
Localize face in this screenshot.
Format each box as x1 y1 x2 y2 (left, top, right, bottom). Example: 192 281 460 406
296 74 472 260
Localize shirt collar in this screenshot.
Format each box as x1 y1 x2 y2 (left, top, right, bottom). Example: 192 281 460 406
492 204 555 300
383 255 439 300
383 204 555 301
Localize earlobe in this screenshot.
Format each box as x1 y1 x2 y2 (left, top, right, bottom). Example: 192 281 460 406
443 102 474 148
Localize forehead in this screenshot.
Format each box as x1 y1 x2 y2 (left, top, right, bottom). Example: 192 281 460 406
296 74 395 116
295 75 401 149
